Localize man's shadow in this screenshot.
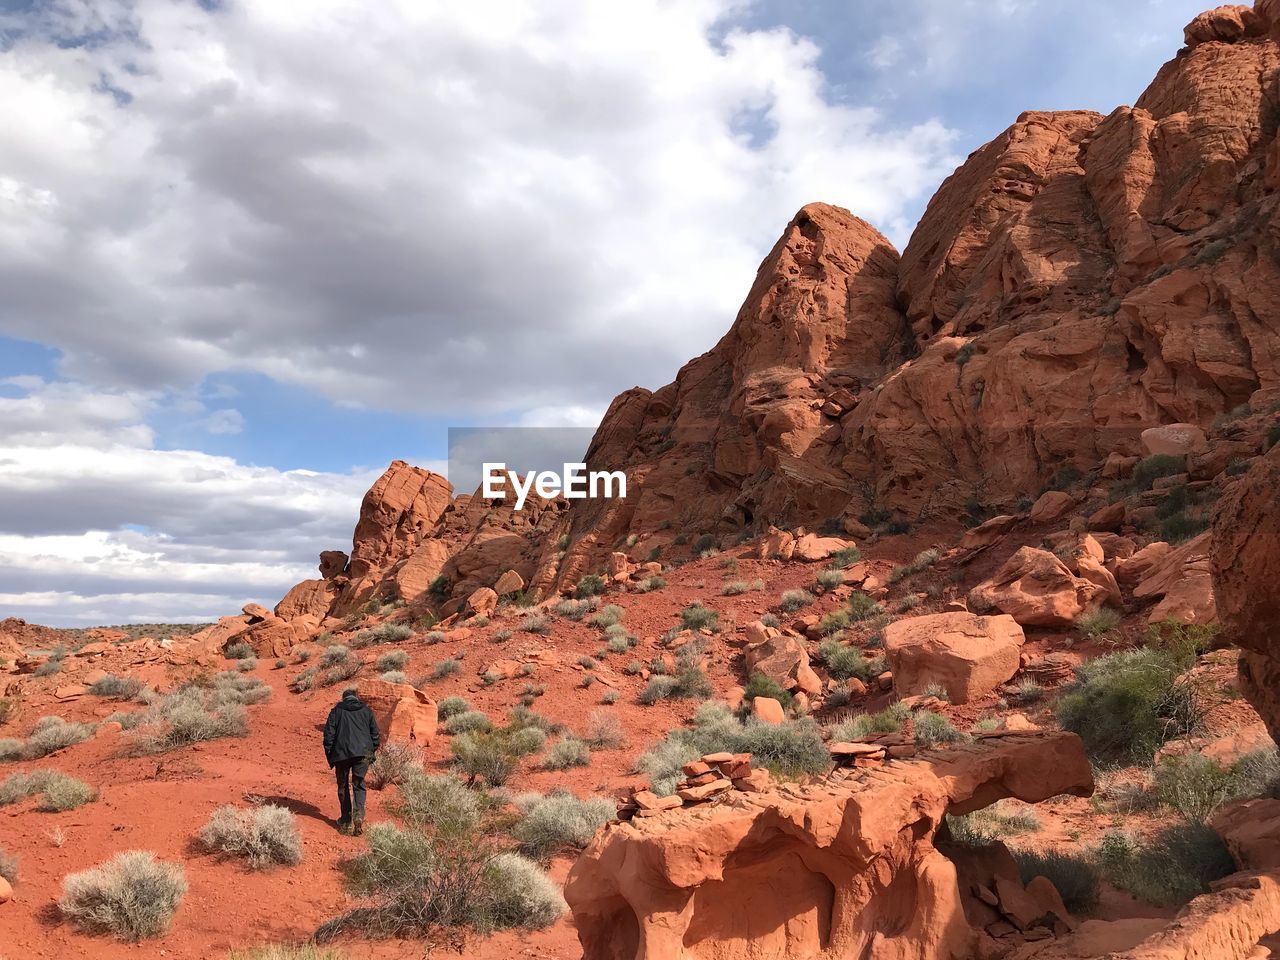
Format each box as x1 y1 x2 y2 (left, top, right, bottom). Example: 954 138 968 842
247 793 332 827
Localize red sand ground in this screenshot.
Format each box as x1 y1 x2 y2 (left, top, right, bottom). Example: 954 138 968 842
0 537 1247 958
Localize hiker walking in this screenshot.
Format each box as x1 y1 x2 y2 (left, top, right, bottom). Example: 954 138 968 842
323 686 380 835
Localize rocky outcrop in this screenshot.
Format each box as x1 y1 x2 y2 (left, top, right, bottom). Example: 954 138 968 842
883 612 1025 704
354 679 437 746
970 547 1107 627
566 731 1092 960
1212 442 1280 741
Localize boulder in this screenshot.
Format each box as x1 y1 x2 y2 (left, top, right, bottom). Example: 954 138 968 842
1184 4 1251 46
319 550 349 579
0 874 10 904
275 578 337 621
242 603 271 621
751 697 785 725
743 623 822 696
1212 444 1280 741
493 569 525 596
355 679 437 746
1141 424 1206 457
566 732 1093 960
1133 532 1215 624
1028 491 1078 524
1213 798 1280 871
883 612 1025 704
970 547 1105 627
792 534 855 562
466 586 498 619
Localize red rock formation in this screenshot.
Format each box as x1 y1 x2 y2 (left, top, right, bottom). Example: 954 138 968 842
883 612 1025 704
1212 442 1280 741
565 731 1093 960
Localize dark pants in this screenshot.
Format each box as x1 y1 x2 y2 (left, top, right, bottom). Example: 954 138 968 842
335 757 369 823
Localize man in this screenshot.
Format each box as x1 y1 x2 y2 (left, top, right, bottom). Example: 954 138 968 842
323 686 381 835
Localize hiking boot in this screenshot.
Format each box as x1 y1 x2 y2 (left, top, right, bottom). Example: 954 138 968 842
352 817 364 837
337 819 352 835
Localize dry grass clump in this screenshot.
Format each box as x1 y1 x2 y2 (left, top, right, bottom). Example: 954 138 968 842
87 674 145 700
542 736 590 770
59 850 187 940
583 709 625 749
131 684 252 755
368 741 424 790
0 768 96 811
0 716 96 762
229 946 347 960
511 791 613 858
200 804 303 869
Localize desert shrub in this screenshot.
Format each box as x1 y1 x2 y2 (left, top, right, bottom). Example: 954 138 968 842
425 631 445 644
829 701 911 741
394 772 482 835
543 737 590 770
200 804 303 869
235 657 257 672
741 671 794 710
1075 607 1120 639
721 580 749 595
1098 824 1235 907
450 725 542 787
1008 677 1044 705
444 710 492 735
1011 848 1100 913
518 615 549 634
59 850 187 940
816 640 879 682
554 598 590 620
133 687 248 754
817 609 850 635
512 791 613 857
584 709 625 749
913 711 967 747
351 623 412 649
1056 647 1200 763
639 675 680 705
636 575 667 592
1153 754 1237 823
87 674 145 700
321 645 352 667
228 946 347 960
33 659 62 677
368 741 424 790
211 671 272 706
431 658 461 680
330 823 564 937
847 592 884 621
605 635 630 655
589 604 625 629
574 575 606 599
625 659 645 675
889 548 940 584
225 641 255 660
0 769 96 811
6 716 95 761
1233 746 1280 799
815 569 844 590
376 650 409 672
291 667 319 692
436 696 471 720
601 689 620 705
947 801 1041 843
1124 454 1186 493
830 546 863 569
760 613 780 628
780 589 814 612
638 703 827 795
679 603 719 632
319 660 360 687
492 629 513 643
380 670 408 684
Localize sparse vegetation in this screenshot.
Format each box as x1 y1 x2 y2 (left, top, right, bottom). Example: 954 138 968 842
829 701 910 740
816 640 881 682
1122 453 1186 493
445 711 493 735
431 658 461 680
913 710 967 747
0 769 96 811
946 801 1041 843
889 548 940 584
588 604 625 629
542 737 591 770
1075 607 1120 639
368 741 425 789
638 703 828 795
1 715 95 761
518 615 549 634
200 804 303 869
436 696 471 720
574 575 606 599
584 709 625 749
511 791 613 858
1098 824 1235 907
375 650 409 672
1011 848 1100 913
830 546 863 569
87 674 145 700
679 603 719 632
59 850 187 940
780 589 815 612
1056 646 1202 763
741 671 793 710
816 568 844 590
351 623 412 649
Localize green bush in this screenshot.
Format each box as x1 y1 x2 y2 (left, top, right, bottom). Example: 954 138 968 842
830 546 863 569
574 575 606 599
59 850 187 940
437 696 471 720
888 548 940 584
1124 454 1186 493
450 725 542 787
394 772 482 835
638 703 827 795
1056 648 1200 763
543 737 590 770
588 604 625 629
847 592 885 621
1075 607 1120 639
351 623 412 649
376 650 409 672
87 674 145 700
680 603 719 632
200 804 303 869
816 641 880 681
1098 824 1235 907
1012 848 1100 913
829 701 910 741
946 801 1040 843
512 792 613 857
913 711 967 747
741 672 793 710
1153 747 1280 822
780 589 815 612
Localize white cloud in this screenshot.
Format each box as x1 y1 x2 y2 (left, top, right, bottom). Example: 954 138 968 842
0 0 960 420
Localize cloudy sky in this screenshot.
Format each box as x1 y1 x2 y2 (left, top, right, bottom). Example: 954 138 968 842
0 0 1208 626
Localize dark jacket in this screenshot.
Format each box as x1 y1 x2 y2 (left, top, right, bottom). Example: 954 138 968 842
323 691 381 767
